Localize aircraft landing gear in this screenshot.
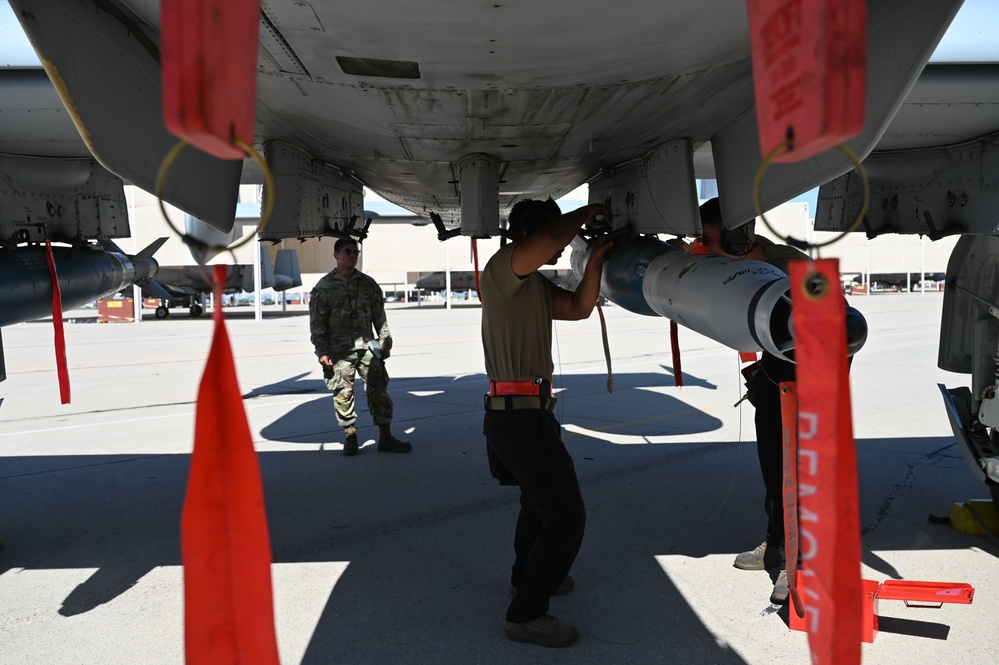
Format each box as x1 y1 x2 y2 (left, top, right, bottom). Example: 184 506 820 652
938 235 999 522
189 303 204 317
940 385 999 509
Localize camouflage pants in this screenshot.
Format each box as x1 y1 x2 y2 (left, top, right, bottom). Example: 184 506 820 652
323 350 393 428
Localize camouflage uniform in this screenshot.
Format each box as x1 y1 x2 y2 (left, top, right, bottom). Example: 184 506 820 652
309 269 394 428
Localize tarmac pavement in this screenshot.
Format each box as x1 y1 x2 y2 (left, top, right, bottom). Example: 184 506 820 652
0 293 996 664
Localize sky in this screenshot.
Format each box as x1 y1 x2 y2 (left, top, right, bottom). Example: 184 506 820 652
929 0 998 63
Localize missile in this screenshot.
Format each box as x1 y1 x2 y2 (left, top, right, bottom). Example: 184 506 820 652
571 235 868 360
0 239 169 327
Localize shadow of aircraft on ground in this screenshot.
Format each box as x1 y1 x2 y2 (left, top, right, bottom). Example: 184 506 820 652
1 369 992 661
255 369 724 446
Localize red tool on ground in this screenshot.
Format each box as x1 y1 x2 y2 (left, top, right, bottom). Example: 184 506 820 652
790 574 975 643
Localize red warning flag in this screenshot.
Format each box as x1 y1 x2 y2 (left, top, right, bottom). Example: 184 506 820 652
472 238 482 302
181 265 279 665
747 0 866 162
44 240 71 404
162 0 261 159
788 258 861 665
779 381 804 618
670 320 683 387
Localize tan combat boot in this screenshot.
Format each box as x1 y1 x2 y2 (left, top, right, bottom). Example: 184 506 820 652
770 569 789 604
733 541 781 570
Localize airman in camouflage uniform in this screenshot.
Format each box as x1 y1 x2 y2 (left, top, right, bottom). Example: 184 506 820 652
309 238 412 456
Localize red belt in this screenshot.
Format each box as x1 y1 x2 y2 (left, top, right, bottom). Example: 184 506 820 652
488 379 552 398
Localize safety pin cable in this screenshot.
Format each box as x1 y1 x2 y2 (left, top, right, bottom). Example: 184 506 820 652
735 353 745 442
155 138 276 263
700 347 743 524
597 301 614 394
752 140 870 251
553 319 564 423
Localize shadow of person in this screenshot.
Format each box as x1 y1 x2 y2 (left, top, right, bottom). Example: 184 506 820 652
60 560 156 617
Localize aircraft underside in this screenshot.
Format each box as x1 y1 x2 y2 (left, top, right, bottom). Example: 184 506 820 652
0 0 971 238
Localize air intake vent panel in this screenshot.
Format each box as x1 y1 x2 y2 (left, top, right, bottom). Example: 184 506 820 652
336 56 421 79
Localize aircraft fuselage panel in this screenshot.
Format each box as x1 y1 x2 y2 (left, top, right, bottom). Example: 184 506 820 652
0 154 128 243
9 0 241 232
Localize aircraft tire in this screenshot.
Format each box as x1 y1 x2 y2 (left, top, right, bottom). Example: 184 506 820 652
155 306 169 319
190 303 204 317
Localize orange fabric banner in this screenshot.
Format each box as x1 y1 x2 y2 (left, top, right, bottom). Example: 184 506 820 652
44 240 71 404
747 0 866 162
779 381 804 617
472 238 482 302
162 0 260 158
690 240 711 255
181 265 279 665
788 258 861 665
670 320 683 387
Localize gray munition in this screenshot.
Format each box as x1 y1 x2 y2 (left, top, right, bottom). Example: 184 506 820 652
571 234 868 361
0 238 169 328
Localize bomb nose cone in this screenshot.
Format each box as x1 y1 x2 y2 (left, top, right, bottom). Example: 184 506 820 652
846 306 868 356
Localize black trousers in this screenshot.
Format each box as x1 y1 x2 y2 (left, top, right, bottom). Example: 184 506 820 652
754 353 797 555
483 408 586 623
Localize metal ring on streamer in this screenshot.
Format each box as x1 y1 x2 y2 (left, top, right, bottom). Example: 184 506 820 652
154 138 276 255
800 272 832 302
752 140 870 250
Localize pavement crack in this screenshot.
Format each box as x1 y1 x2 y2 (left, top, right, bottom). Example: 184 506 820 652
0 401 197 424
862 463 917 536
0 454 174 480
861 442 957 536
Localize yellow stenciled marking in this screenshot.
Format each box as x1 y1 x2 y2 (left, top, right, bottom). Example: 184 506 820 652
37 57 95 154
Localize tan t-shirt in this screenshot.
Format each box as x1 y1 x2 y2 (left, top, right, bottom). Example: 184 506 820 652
480 243 555 382
756 235 808 274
